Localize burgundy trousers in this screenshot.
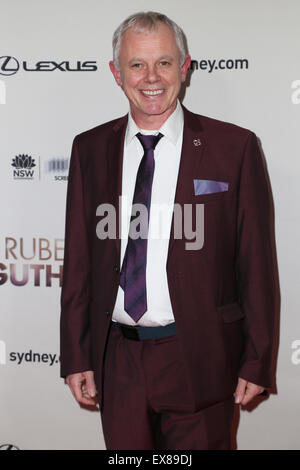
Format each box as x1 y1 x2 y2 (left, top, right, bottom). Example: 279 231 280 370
100 323 235 450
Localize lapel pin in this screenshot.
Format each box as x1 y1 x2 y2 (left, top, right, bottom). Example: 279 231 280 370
193 138 201 146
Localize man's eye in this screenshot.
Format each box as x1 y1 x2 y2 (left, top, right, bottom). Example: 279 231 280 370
132 63 142 68
160 61 170 66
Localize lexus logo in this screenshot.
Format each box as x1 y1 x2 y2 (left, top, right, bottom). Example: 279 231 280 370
0 56 97 75
0 444 20 450
0 56 19 76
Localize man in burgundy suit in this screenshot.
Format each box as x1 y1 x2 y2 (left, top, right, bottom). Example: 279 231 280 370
60 11 277 449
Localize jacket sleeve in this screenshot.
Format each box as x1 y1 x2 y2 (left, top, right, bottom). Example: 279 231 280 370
236 132 278 389
60 136 93 378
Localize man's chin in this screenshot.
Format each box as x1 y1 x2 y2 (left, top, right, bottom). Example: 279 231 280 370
138 103 176 117
130 101 177 127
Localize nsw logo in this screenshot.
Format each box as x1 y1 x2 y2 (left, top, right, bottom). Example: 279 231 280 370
11 154 38 180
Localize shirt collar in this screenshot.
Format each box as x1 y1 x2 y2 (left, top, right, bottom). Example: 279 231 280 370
125 100 184 147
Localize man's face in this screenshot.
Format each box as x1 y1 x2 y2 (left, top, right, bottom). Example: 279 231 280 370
110 22 191 128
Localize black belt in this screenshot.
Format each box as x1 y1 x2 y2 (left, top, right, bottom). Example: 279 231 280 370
111 321 177 341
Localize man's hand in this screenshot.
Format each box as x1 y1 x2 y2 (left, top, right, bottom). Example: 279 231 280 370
234 377 265 405
66 370 98 407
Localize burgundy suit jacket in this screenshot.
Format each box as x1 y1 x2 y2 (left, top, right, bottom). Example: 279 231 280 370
60 106 277 411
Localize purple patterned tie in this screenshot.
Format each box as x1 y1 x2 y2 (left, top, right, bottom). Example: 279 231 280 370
120 132 163 322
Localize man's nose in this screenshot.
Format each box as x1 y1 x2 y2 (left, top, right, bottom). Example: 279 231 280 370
145 65 160 83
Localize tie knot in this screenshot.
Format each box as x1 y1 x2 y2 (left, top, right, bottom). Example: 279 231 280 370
136 132 163 151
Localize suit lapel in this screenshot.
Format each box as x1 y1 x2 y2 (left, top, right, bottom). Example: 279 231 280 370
167 106 207 260
107 114 128 258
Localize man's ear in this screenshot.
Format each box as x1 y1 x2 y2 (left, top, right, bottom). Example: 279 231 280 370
109 60 123 87
180 54 191 82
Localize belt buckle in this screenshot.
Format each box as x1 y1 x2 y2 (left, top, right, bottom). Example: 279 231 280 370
119 324 140 341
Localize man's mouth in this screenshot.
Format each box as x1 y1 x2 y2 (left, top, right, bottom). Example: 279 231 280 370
140 89 164 96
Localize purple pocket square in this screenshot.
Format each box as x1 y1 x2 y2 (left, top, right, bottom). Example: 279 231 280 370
193 179 229 195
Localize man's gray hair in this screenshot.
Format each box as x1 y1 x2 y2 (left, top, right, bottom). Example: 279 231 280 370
112 11 188 69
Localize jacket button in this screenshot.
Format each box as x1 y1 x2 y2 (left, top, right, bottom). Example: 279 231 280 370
105 311 110 317
113 265 119 273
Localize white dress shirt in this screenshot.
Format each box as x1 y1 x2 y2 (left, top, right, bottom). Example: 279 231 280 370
112 100 184 326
